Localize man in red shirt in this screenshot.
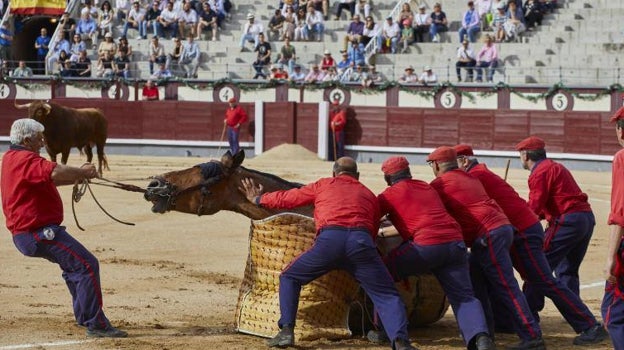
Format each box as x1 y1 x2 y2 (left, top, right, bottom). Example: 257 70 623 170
603 107 624 350
377 156 495 350
455 144 607 346
329 100 346 160
239 157 415 350
1 119 127 338
141 79 159 100
516 136 595 312
223 97 248 154
428 146 544 350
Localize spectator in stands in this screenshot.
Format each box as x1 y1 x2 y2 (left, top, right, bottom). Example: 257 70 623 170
69 34 87 61
239 13 264 51
142 80 159 100
60 12 77 41
60 60 76 77
310 0 329 21
148 35 166 75
320 49 335 70
123 1 146 39
475 0 493 29
304 63 324 83
347 39 365 66
74 50 92 77
12 61 33 78
335 0 355 20
397 2 413 29
96 50 114 77
151 62 172 79
48 35 71 73
294 7 307 41
166 37 183 74
113 51 131 78
456 38 476 82
269 64 288 80
77 13 98 50
360 15 377 47
492 3 507 42
144 1 161 39
355 0 371 18
504 0 525 41
336 50 350 75
429 2 448 43
34 28 51 75
56 50 70 74
398 65 418 83
418 66 437 85
341 61 364 83
98 1 114 38
322 66 338 82
180 34 200 78
378 16 399 54
523 0 544 30
81 0 99 21
197 2 218 41
268 9 285 41
276 37 296 74
459 1 480 43
303 5 324 42
281 5 296 40
98 32 117 59
343 14 364 51
116 0 131 23
475 33 498 82
252 33 271 79
413 4 429 43
117 36 133 58
178 2 198 38
289 64 305 83
399 19 414 54
156 1 178 39
361 64 383 87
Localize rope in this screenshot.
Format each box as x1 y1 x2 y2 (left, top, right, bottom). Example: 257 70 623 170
71 179 138 231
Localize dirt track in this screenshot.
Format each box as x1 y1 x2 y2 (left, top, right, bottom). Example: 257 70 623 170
0 148 615 349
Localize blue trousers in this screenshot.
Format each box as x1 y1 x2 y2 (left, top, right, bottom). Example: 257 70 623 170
328 129 345 161
470 225 542 341
525 211 594 313
227 126 240 154
278 228 409 343
385 240 489 347
12 225 111 331
602 240 624 350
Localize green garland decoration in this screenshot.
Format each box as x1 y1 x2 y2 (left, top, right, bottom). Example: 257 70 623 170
1 76 50 91
57 75 114 90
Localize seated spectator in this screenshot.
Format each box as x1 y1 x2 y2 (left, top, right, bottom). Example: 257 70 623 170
456 38 476 82
360 16 378 46
148 36 166 75
361 64 383 87
98 32 117 59
413 4 429 43
523 0 543 30
76 13 98 49
269 64 289 80
304 63 324 83
336 50 351 75
459 1 480 43
475 34 498 82
69 34 87 61
60 12 76 40
81 0 99 21
74 50 92 77
340 61 364 83
355 0 371 18
96 50 114 77
12 60 33 78
377 16 399 54
197 2 218 41
342 14 364 51
180 34 200 78
98 1 114 38
116 0 130 23
347 40 365 66
398 65 418 83
322 66 339 82
335 0 355 20
429 2 448 43
418 66 437 85
289 64 306 83
239 13 264 51
56 50 70 74
276 37 296 75
142 80 159 100
166 37 183 75
144 1 161 39
491 3 506 42
303 6 324 42
281 5 296 40
397 2 413 29
309 0 328 20
60 60 76 77
113 51 131 78
252 33 271 79
156 1 179 39
117 36 133 58
268 9 285 41
503 1 526 41
294 7 307 41
151 62 172 79
178 2 198 38
399 19 414 54
123 1 146 39
320 49 335 70
475 0 493 30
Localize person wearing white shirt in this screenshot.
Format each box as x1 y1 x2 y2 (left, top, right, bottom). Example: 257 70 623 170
179 34 200 78
356 0 371 18
289 65 306 83
123 1 146 39
455 38 476 82
302 6 324 42
377 16 399 54
156 1 179 38
413 4 429 42
115 0 130 23
418 66 438 85
239 14 264 51
177 2 198 38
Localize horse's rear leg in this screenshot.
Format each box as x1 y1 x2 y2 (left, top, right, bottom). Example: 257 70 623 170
84 146 94 164
61 151 70 165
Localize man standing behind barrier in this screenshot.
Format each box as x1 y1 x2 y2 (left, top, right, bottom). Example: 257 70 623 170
239 157 416 350
376 156 495 350
515 137 596 311
428 146 544 350
329 100 346 161
454 144 607 346
223 97 248 154
1 119 127 338
604 107 624 350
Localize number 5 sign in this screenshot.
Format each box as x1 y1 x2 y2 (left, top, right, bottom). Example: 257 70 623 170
434 89 461 109
546 91 574 111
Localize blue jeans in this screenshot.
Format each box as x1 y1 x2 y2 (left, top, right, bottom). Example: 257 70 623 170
122 20 145 38
302 23 324 40
239 33 259 48
227 126 240 154
154 21 178 38
458 25 480 43
476 60 498 82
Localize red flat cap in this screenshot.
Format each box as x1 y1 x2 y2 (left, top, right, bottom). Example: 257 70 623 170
453 144 474 157
515 136 545 151
381 156 409 175
610 106 624 123
427 146 457 163
332 99 340 105
228 97 237 103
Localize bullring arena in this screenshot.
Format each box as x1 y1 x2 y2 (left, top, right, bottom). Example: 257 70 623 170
0 143 616 349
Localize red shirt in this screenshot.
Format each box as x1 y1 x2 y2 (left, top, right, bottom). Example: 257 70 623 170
467 162 539 232
321 57 335 70
330 110 347 133
259 174 380 236
378 179 463 245
142 85 159 100
430 169 510 246
1 148 62 234
527 159 592 224
224 105 249 128
609 149 624 226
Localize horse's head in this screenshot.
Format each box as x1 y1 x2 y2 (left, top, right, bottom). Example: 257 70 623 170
144 150 246 215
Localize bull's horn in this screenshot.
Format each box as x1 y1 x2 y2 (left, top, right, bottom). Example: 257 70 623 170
43 103 52 114
14 101 31 109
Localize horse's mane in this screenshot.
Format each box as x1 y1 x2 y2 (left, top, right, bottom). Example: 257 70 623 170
240 166 303 189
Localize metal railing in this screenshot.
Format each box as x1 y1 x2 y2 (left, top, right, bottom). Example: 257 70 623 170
363 0 409 64
44 0 82 75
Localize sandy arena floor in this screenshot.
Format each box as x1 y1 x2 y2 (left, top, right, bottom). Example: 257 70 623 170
0 145 615 350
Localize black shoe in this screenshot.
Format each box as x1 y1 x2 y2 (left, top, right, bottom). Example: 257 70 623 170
266 325 294 348
86 326 128 338
475 333 497 350
394 338 419 350
367 329 390 344
573 324 608 345
505 337 545 350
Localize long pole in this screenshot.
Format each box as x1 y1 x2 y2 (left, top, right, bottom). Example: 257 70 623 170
217 121 227 155
332 129 337 161
503 159 511 181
